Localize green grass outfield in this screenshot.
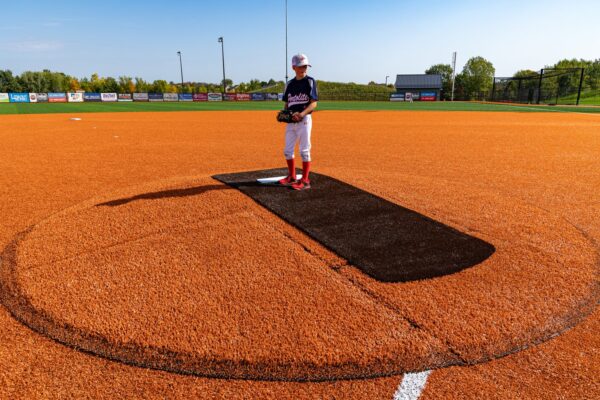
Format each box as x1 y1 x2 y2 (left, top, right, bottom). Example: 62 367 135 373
1 101 600 115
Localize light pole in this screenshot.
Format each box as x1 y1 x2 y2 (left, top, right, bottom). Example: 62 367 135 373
285 0 288 83
177 51 184 94
451 51 457 101
218 37 226 94
385 75 389 86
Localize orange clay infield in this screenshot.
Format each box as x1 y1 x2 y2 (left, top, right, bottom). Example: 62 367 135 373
0 110 599 398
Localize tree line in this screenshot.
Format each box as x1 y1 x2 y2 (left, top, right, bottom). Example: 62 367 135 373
425 57 600 100
0 70 283 94
2 57 599 99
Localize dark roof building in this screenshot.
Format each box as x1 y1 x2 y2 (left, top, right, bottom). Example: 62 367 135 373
392 74 442 101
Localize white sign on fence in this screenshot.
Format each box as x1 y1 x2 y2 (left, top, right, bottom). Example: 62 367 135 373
101 93 118 102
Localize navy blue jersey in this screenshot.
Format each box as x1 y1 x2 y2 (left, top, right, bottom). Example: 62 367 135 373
283 76 318 114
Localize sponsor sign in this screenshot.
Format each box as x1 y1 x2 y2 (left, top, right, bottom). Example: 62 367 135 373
29 93 38 103
84 92 102 102
236 93 250 101
163 93 179 102
178 93 193 102
278 93 284 101
390 93 405 102
9 93 30 103
149 93 164 102
0 93 9 103
118 93 133 102
101 93 118 102
405 92 419 101
133 93 149 102
224 93 237 101
36 93 49 102
67 92 84 102
266 93 279 100
251 93 266 101
208 93 222 102
420 91 436 101
48 92 67 103
193 93 208 102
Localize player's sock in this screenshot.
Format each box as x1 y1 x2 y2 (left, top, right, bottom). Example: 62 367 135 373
302 161 311 182
286 158 296 179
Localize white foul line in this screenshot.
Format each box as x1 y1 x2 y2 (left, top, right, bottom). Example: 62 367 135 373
393 370 432 400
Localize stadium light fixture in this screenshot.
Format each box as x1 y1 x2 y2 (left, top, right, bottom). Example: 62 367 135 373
218 37 226 94
177 51 184 94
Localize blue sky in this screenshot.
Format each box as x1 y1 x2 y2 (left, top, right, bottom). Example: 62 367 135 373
1 0 598 84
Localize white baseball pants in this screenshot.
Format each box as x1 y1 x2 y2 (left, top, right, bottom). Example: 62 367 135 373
283 114 312 162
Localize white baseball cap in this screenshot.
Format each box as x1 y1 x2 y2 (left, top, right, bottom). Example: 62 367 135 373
292 53 311 67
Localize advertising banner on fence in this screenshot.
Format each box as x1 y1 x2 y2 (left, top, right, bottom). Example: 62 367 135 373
149 93 164 102
251 93 265 101
84 93 101 102
236 93 250 101
67 92 84 102
163 93 179 102
224 93 237 101
390 93 405 102
28 93 38 103
420 91 436 101
265 93 278 101
406 92 419 101
133 93 149 101
48 92 67 103
0 93 9 103
36 93 49 102
9 93 30 103
208 93 222 102
101 93 118 102
118 93 133 102
278 93 284 101
178 93 193 102
193 93 208 102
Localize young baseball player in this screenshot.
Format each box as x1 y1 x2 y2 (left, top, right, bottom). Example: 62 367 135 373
278 53 318 190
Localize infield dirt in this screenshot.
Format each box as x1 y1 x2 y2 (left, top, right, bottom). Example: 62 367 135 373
0 110 598 398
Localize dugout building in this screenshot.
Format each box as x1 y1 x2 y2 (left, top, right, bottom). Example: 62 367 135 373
391 74 442 101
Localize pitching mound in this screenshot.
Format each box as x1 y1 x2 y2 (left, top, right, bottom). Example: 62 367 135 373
1 171 597 381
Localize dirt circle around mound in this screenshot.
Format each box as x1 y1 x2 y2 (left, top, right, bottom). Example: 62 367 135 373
0 174 598 381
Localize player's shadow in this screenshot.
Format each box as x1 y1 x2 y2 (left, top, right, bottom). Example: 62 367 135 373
96 184 232 207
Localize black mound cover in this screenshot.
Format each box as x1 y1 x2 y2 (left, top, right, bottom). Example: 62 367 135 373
213 169 495 282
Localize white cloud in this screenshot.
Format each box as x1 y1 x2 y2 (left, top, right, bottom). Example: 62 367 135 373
1 40 64 52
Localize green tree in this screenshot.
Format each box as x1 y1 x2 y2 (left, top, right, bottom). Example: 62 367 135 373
456 56 495 100
425 64 454 100
134 77 149 92
118 76 135 93
90 73 104 92
17 71 45 92
0 70 22 92
79 77 92 92
150 80 169 93
102 77 119 93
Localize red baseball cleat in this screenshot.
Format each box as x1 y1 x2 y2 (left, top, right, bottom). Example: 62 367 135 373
291 179 311 190
278 175 297 186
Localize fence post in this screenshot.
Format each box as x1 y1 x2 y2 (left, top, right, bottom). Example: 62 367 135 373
576 68 585 106
536 69 544 104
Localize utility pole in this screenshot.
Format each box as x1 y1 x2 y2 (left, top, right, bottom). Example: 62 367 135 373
177 51 184 94
385 75 389 86
285 0 289 83
218 37 226 94
451 51 457 101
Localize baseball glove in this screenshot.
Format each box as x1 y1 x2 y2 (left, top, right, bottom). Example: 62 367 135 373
276 109 295 123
